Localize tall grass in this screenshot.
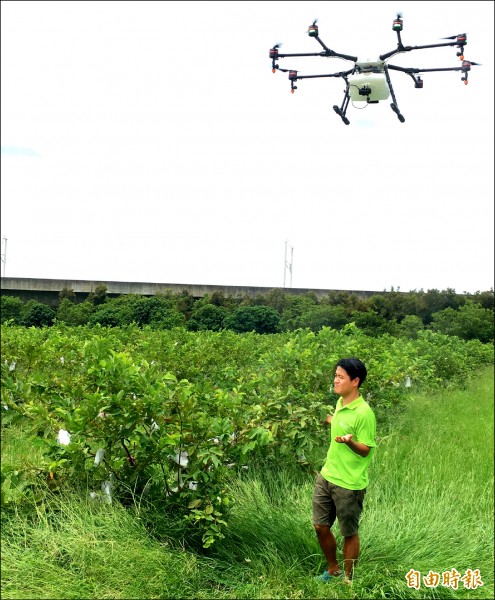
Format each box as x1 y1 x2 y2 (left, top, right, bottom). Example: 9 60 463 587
2 367 493 599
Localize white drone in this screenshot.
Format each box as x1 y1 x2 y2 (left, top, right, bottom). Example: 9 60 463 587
269 14 480 124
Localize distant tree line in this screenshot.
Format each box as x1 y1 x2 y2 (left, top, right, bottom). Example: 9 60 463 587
1 285 493 343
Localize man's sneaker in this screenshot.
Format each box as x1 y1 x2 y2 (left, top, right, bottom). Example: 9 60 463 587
314 570 342 583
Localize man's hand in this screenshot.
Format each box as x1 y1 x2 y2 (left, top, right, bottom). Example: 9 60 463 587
334 433 371 457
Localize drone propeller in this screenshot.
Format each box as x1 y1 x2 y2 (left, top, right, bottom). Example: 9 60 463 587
440 33 468 59
270 43 283 68
460 60 481 85
307 18 318 36
392 13 403 32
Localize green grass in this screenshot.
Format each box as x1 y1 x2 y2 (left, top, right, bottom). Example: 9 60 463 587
2 367 493 599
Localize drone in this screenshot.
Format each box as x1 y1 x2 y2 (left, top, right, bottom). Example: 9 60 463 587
269 14 481 124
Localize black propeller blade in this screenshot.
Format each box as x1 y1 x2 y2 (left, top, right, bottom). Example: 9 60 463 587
306 18 318 34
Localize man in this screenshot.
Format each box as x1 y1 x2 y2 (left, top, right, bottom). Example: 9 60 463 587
313 357 376 584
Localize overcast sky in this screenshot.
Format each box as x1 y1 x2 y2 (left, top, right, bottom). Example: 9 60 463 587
1 0 493 293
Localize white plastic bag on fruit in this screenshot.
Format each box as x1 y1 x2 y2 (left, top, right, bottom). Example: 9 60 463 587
57 429 71 446
94 448 105 466
102 480 112 504
172 451 188 468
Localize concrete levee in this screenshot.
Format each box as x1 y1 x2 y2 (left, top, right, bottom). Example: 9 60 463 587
1 277 383 306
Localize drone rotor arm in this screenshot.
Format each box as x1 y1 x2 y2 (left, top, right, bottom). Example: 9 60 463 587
379 41 459 62
388 64 466 74
275 49 357 62
293 69 355 81
388 62 477 85
311 35 358 62
274 51 331 59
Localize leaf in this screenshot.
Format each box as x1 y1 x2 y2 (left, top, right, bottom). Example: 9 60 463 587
188 499 202 509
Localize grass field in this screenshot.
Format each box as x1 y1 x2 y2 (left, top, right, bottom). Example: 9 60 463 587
1 366 493 599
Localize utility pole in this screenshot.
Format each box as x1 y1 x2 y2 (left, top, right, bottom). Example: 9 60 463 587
283 241 294 288
1 237 6 277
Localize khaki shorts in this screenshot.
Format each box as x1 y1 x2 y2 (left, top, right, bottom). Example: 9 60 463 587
312 473 366 537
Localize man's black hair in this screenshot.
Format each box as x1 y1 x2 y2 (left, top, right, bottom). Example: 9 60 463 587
336 357 367 388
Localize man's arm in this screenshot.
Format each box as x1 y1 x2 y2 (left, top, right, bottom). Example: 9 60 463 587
334 433 371 457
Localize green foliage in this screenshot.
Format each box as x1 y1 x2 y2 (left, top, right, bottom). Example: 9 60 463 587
294 304 350 332
2 322 492 550
224 305 281 334
470 289 494 310
413 288 465 324
2 286 494 343
20 300 55 327
188 303 227 331
87 284 108 306
176 290 195 318
56 299 94 326
89 302 133 327
430 301 495 343
396 314 424 339
0 295 24 324
58 287 76 302
350 309 395 337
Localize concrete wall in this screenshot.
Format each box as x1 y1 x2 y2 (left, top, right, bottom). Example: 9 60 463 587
1 277 383 306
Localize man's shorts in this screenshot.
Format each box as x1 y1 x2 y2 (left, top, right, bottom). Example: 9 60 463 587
312 472 366 537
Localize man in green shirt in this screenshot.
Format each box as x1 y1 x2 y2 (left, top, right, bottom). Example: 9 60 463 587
313 357 376 584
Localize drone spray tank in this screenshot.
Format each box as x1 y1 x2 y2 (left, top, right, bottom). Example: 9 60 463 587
348 59 390 102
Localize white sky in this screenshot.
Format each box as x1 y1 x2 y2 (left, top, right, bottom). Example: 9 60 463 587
1 0 493 294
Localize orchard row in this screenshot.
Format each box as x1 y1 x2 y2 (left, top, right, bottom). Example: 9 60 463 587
1 323 493 546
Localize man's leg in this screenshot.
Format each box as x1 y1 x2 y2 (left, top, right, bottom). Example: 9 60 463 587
343 533 360 579
314 524 341 575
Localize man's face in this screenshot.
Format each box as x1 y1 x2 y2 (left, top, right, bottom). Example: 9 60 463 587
333 366 359 397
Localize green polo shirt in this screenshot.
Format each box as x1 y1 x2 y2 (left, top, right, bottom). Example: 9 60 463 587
320 395 376 490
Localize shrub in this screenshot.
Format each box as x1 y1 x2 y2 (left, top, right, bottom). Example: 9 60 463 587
0 296 24 324
19 301 55 327
295 304 350 332
188 304 227 331
224 305 281 334
56 299 94 326
430 302 494 343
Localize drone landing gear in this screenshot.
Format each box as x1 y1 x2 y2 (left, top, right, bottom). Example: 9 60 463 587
333 105 350 125
390 103 405 122
333 78 351 125
384 65 405 122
